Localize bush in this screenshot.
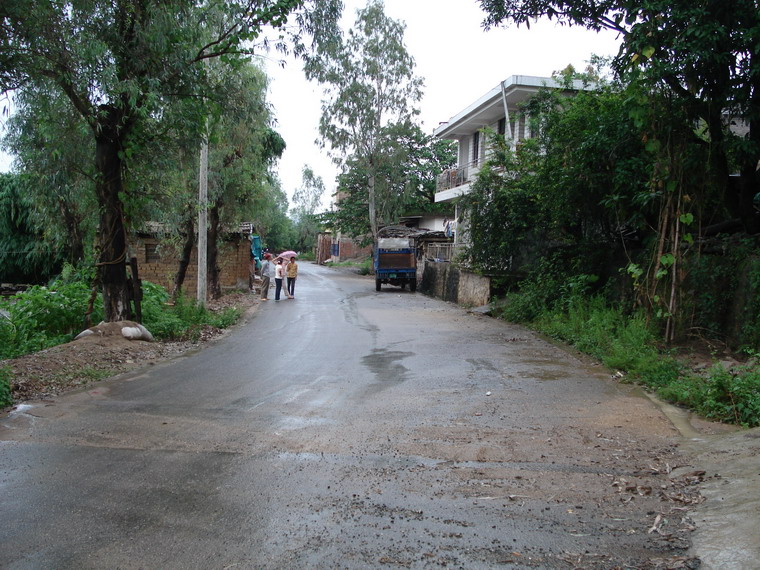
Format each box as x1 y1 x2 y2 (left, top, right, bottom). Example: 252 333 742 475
499 290 759 427
0 367 12 408
0 273 244 357
140 282 242 341
660 364 760 427
0 278 103 359
356 257 372 275
326 256 372 275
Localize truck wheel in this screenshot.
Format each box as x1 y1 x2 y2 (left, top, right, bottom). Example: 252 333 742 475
375 279 381 292
410 280 417 292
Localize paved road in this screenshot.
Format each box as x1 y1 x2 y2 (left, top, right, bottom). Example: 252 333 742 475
0 263 731 568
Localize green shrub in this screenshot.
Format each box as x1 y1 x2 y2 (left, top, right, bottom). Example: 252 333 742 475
326 256 372 275
0 367 12 408
0 273 244 357
631 355 684 388
207 307 241 329
140 283 242 341
356 257 372 275
0 278 102 359
499 289 759 426
660 364 760 427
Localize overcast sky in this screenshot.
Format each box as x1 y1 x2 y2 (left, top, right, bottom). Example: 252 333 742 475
0 1 623 209
267 0 623 211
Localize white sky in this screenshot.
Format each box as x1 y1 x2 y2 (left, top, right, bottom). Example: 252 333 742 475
0 1 623 209
267 0 623 212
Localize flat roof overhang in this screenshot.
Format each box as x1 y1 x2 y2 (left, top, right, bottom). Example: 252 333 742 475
433 75 589 140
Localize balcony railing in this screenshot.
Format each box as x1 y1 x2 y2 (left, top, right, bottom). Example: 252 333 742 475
425 242 466 263
436 165 470 192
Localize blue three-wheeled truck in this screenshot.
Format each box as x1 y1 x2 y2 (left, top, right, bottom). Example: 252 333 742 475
374 237 417 292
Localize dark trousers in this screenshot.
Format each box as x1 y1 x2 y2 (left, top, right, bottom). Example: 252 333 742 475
287 277 296 297
274 278 283 300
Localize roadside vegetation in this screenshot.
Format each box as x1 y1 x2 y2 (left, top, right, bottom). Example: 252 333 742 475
467 0 760 429
469 81 760 427
493 287 760 427
0 1 346 321
0 265 242 362
325 256 372 276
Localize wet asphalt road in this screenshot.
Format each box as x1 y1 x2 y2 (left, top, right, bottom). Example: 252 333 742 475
1 263 700 568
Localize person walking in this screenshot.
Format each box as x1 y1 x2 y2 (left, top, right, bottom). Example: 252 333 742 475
286 256 298 299
259 253 272 301
274 258 285 301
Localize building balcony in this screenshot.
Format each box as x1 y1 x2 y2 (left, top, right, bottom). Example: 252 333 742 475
436 166 469 192
435 162 481 203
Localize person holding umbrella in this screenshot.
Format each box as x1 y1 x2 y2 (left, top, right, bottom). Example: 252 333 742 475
286 256 298 299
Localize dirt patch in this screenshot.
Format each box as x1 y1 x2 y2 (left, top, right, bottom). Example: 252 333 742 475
2 292 258 404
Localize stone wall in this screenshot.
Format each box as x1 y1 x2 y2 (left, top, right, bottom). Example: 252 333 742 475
420 260 490 307
132 235 251 298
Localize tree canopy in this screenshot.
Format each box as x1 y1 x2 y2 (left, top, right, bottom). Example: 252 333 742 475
478 0 760 233
0 0 341 320
305 0 423 239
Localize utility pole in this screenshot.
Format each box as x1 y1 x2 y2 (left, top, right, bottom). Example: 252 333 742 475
197 135 208 307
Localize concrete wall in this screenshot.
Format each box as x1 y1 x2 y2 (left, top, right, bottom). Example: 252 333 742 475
420 260 490 307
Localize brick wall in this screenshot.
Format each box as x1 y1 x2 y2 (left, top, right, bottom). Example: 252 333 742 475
338 238 372 260
131 235 251 299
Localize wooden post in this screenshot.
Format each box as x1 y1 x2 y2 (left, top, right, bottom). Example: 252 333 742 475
129 256 143 323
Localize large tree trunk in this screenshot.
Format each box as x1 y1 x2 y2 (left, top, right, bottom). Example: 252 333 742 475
172 215 195 300
368 171 378 240
208 201 222 300
94 118 131 322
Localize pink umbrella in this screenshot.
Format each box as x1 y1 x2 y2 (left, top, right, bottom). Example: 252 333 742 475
277 250 297 261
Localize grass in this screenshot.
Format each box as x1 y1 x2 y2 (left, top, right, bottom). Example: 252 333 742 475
496 293 760 427
0 277 246 359
326 256 372 275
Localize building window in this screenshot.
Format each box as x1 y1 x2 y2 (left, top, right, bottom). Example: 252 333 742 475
472 131 480 165
145 243 160 263
498 117 506 136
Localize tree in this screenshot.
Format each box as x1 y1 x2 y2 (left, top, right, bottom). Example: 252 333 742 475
459 77 654 277
290 165 326 252
326 123 455 240
3 84 98 267
478 0 760 234
375 123 457 215
205 63 285 298
254 180 295 253
0 172 65 282
305 0 423 239
0 0 341 320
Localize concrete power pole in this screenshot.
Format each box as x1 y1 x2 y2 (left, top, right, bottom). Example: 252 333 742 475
197 137 208 307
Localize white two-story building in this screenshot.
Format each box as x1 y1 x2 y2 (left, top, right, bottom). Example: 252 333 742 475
434 75 589 244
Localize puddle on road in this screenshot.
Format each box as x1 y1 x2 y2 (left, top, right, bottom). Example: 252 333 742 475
361 348 413 393
465 358 501 374
277 416 333 431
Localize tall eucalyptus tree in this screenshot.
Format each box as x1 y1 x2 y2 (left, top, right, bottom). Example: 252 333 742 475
305 0 423 239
